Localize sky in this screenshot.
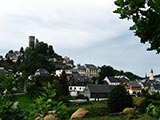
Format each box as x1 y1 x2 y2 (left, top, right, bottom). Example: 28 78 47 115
0 0 160 77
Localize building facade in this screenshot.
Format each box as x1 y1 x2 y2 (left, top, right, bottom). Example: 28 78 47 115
74 64 100 78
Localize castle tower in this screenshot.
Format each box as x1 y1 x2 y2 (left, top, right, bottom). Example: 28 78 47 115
149 69 154 80
29 36 35 49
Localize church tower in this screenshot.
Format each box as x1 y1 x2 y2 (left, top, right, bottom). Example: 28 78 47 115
149 69 154 80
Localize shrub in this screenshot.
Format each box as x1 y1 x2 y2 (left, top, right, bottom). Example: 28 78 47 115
108 85 133 113
133 97 145 107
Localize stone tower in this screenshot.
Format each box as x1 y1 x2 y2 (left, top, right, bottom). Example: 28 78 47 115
29 36 35 49
149 69 154 80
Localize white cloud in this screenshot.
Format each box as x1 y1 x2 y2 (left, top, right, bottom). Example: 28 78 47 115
0 0 131 49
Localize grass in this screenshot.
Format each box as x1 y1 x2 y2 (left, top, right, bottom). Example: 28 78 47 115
67 100 108 117
16 95 34 111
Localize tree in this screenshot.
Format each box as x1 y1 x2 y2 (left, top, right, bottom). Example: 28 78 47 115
48 45 55 57
114 0 160 53
20 47 24 54
108 85 133 113
98 65 115 83
58 70 69 96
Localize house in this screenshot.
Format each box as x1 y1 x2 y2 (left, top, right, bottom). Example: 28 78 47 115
138 69 160 94
69 72 92 96
35 68 50 76
83 84 114 101
69 86 86 97
124 81 141 95
63 56 74 68
0 67 8 75
148 84 160 93
55 69 72 81
69 72 92 86
5 51 23 63
104 75 129 86
73 64 100 78
55 69 72 77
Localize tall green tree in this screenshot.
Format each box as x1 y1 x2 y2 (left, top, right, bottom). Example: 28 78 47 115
108 85 133 113
59 70 69 96
114 0 160 53
98 65 115 82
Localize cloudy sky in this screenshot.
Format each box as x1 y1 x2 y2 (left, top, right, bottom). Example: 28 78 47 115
0 0 160 77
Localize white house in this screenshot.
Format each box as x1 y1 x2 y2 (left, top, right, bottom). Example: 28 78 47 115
68 72 92 96
104 76 129 86
69 86 86 96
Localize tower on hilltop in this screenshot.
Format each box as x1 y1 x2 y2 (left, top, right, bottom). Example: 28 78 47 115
29 36 36 49
149 69 154 80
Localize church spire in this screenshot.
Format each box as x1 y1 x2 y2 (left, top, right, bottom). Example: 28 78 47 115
149 69 154 80
151 69 153 73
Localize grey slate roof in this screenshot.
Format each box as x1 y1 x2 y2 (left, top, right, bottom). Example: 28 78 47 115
87 84 113 93
77 65 86 70
85 64 97 69
35 68 50 76
69 72 92 86
108 77 129 83
128 81 141 87
153 84 160 90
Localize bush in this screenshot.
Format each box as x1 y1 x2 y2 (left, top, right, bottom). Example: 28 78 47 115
133 97 145 107
0 101 29 120
138 99 152 113
108 85 133 113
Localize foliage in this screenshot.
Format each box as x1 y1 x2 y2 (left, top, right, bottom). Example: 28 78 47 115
59 70 69 96
29 82 69 120
0 93 28 120
16 95 34 112
0 74 14 92
108 85 133 113
26 75 54 99
146 102 160 119
98 65 116 83
114 0 160 53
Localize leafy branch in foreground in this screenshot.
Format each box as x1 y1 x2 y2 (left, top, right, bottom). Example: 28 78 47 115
114 0 160 53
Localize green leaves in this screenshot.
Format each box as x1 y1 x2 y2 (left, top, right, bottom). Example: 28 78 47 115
114 0 160 53
114 0 124 6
